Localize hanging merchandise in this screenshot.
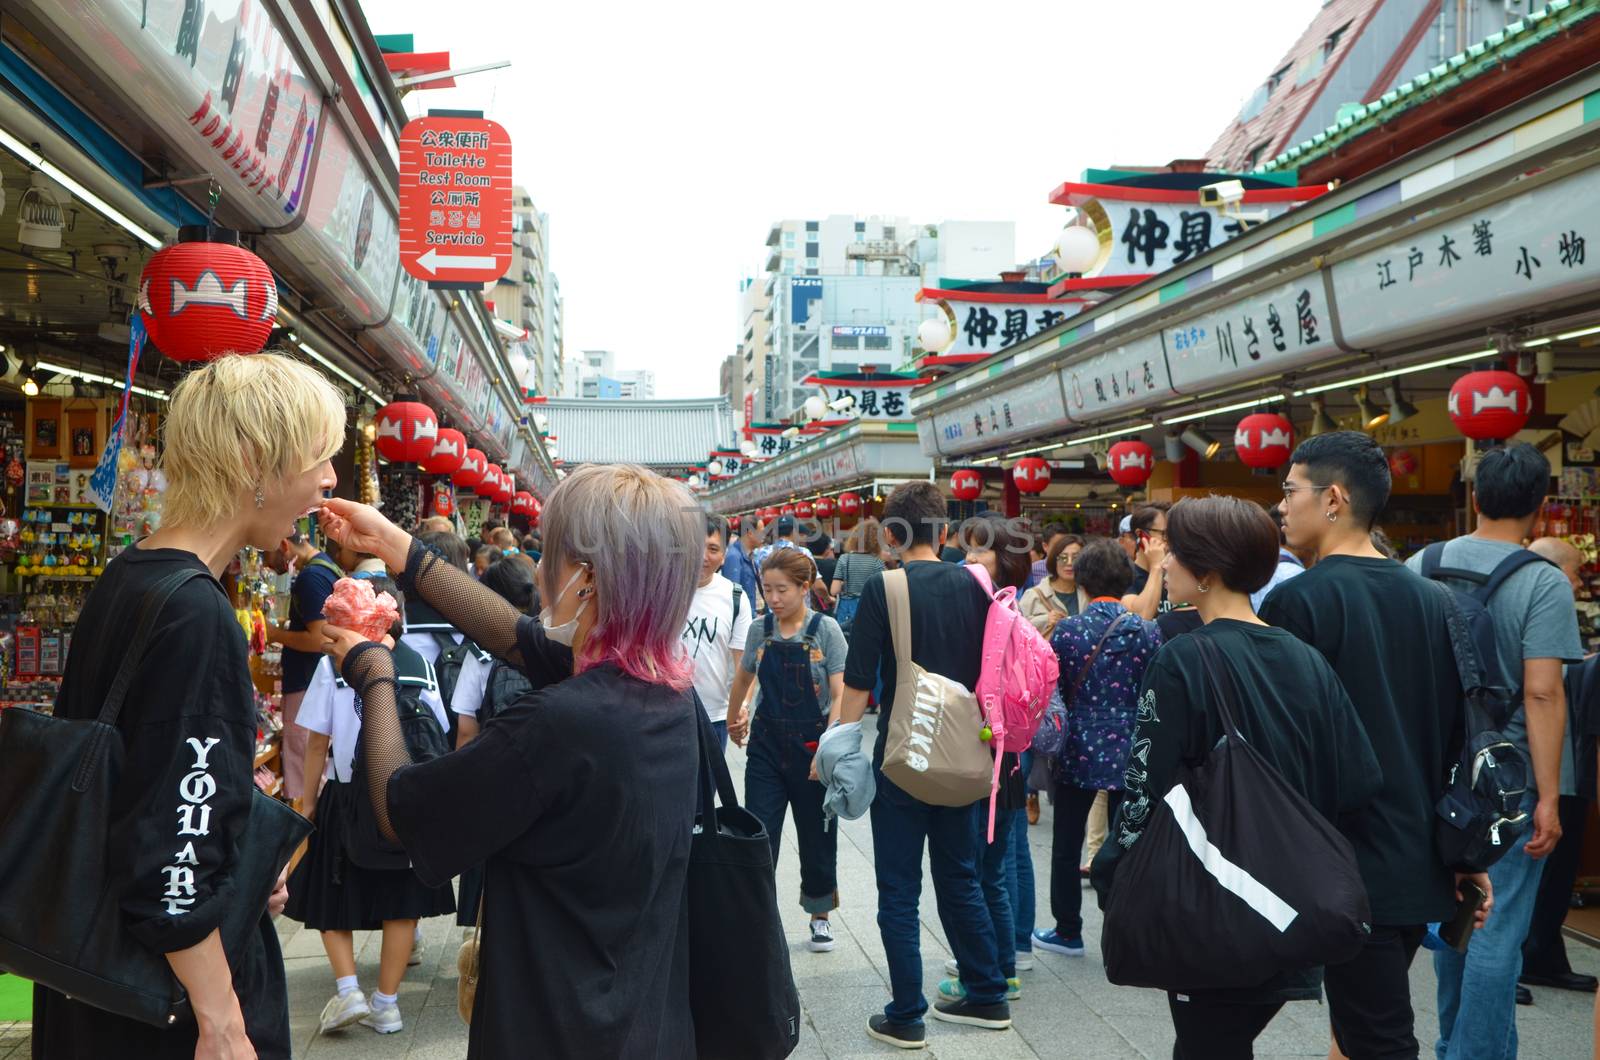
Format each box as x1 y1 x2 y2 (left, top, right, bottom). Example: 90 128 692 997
1449 370 1531 442
374 400 440 463
378 463 422 528
814 496 836 519
354 433 379 507
950 469 983 501
138 229 278 362
1107 441 1155 488
421 427 467 476
1233 413 1295 469
453 449 488 490
432 481 456 518
1013 456 1052 494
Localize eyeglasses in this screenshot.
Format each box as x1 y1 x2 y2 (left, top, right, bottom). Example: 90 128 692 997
1281 483 1333 499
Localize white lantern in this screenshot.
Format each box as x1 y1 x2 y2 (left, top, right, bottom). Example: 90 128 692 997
739 438 757 457
533 412 549 433
917 315 953 352
545 443 559 461
1056 224 1100 275
803 394 826 421
708 459 725 476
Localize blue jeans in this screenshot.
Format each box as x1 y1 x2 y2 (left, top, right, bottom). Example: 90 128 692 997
1005 804 1036 953
979 805 1017 977
870 772 1005 1024
710 719 727 750
1433 809 1547 1060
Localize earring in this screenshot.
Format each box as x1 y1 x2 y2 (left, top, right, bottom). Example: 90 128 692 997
1326 511 1338 523
1197 582 1210 593
254 485 265 509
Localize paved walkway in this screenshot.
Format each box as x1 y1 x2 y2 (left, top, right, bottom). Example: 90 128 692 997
4 714 1597 1058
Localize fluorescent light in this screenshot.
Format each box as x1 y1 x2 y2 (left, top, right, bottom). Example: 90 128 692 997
1163 394 1276 426
297 341 384 403
0 126 162 250
1521 337 1553 348
1065 422 1153 446
971 456 1000 465
1004 441 1065 459
1292 349 1491 397
1557 324 1600 342
36 359 166 401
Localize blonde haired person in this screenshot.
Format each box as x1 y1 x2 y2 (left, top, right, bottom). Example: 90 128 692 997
32 353 344 1060
316 463 706 1058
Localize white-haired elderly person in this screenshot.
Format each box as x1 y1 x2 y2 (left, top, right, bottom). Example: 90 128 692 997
32 353 345 1060
316 463 705 1058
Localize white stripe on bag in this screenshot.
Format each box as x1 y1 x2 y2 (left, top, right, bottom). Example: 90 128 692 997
1162 783 1299 932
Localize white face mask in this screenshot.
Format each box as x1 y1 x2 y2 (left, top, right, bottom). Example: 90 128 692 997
539 566 590 646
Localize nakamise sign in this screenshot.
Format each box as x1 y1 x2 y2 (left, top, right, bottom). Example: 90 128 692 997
918 290 1075 360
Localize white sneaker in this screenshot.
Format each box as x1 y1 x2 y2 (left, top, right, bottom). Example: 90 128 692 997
807 918 835 952
360 1004 404 1035
318 991 370 1034
408 937 425 967
944 951 1035 977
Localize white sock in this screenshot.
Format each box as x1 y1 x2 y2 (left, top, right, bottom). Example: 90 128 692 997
372 990 398 1011
335 975 360 997
414 925 423 943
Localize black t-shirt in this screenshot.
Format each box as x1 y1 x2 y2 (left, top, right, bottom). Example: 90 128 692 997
283 553 340 693
1155 607 1203 641
815 555 838 587
387 659 697 1059
35 547 290 1059
940 545 966 564
1127 562 1173 614
1259 555 1462 925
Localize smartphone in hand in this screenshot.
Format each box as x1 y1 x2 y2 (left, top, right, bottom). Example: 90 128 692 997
1440 880 1488 953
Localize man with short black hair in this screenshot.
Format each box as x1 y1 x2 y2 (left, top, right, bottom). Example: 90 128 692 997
1260 431 1488 1059
755 514 832 609
722 517 761 608
1121 503 1171 619
681 514 751 749
826 481 1010 1046
1405 443 1582 1057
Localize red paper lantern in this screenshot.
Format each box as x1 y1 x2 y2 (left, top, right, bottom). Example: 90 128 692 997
1106 441 1154 488
1013 457 1051 494
374 401 439 464
728 515 741 532
512 491 536 516
838 492 862 519
495 473 515 506
1233 413 1295 469
1389 448 1419 477
1449 370 1531 441
780 504 796 516
814 496 836 519
420 427 467 476
759 506 777 522
138 237 278 362
950 469 983 501
478 465 505 500
452 449 487 489
796 500 815 519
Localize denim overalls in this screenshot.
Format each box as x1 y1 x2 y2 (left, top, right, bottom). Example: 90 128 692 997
744 610 838 915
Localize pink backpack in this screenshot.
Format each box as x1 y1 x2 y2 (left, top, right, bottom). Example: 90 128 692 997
966 564 1061 842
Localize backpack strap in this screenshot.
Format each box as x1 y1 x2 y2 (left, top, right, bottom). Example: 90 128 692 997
731 585 742 625
883 568 914 681
804 610 824 642
1476 549 1551 605
1066 610 1132 708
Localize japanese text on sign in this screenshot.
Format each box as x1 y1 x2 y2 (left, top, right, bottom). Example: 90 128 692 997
400 115 513 284
938 302 1072 357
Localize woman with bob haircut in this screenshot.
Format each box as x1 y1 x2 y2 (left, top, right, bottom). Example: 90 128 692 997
316 462 705 1058
33 353 345 1060
1096 495 1382 1059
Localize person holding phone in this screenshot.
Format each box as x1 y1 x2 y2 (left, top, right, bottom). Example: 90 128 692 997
1121 503 1172 620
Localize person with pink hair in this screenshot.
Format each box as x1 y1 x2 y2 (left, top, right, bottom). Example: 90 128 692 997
317 463 704 1058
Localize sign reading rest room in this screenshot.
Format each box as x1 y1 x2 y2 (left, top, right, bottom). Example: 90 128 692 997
400 114 514 285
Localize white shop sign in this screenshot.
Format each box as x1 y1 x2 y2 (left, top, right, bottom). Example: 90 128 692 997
929 373 1069 457
1060 333 1173 423
1097 200 1295 278
1163 277 1336 394
935 301 1076 358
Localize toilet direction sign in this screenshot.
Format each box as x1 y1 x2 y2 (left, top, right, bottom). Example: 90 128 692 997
400 113 514 286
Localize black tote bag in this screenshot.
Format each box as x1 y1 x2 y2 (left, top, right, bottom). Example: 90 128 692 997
1101 637 1370 991
687 703 800 1060
0 569 311 1027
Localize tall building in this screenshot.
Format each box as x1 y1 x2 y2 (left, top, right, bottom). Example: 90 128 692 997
566 350 654 400
1208 0 1561 172
719 353 742 427
736 276 768 426
489 186 560 397
545 271 564 397
755 216 1016 420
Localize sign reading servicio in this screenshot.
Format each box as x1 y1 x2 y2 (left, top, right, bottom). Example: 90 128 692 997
400 115 514 285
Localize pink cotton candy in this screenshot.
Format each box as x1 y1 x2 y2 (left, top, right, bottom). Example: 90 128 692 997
322 577 400 642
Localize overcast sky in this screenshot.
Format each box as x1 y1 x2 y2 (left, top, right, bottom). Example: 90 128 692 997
376 0 1325 398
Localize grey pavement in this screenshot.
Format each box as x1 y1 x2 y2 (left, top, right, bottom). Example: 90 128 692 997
4 713 1597 1058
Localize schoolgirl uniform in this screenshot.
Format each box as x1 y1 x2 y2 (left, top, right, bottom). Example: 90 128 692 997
449 653 534 926
284 642 456 929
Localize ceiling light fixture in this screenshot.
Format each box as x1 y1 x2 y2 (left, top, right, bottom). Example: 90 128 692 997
1535 348 1556 384
1163 394 1276 426
0 126 162 249
295 340 384 404
1353 386 1389 429
1003 442 1065 459
1163 432 1185 463
1064 421 1154 446
1383 380 1418 425
1180 425 1222 459
1308 396 1337 436
36 359 166 400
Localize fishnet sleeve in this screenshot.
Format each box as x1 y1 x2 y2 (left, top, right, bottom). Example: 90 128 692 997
344 642 403 843
397 537 525 663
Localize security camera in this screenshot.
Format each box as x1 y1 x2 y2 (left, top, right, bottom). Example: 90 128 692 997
1198 180 1246 208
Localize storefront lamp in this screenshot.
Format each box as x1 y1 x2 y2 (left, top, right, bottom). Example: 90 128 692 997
1180 426 1221 460
917 316 953 353
1383 381 1419 425
1056 225 1101 276
803 395 826 421
708 459 725 477
1535 348 1556 384
1353 386 1389 430
740 439 757 458
1309 397 1337 436
1162 432 1185 464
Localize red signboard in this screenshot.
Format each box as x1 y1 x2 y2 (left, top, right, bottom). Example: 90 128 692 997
399 115 514 285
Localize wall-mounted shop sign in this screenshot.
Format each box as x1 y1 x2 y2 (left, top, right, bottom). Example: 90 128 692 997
1163 277 1336 394
716 445 863 509
928 373 1069 457
1331 163 1600 348
400 114 514 285
1061 334 1173 423
831 326 887 338
917 288 1074 361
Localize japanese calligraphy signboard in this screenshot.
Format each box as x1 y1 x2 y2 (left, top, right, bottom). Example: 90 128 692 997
400 114 514 285
928 374 1070 458
1163 278 1335 395
817 385 914 420
920 291 1077 360
747 425 799 459
1062 334 1174 423
1095 202 1288 278
1331 165 1600 348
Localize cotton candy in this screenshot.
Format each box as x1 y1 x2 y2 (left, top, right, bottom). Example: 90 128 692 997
322 577 400 642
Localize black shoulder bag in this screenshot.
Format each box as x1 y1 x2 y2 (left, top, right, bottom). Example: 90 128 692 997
1101 636 1371 991
0 569 311 1028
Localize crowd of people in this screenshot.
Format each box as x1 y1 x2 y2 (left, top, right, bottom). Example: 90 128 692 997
18 351 1600 1059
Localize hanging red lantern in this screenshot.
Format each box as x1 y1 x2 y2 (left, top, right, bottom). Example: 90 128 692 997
1449 370 1531 440
1233 413 1295 469
780 503 796 516
431 482 455 518
950 469 983 501
796 500 815 519
138 233 279 362
838 492 862 519
420 427 467 476
478 465 504 500
814 496 836 519
452 449 487 490
1013 456 1051 494
495 473 515 506
512 491 536 516
757 506 775 522
1106 441 1154 488
1389 448 1419 477
728 515 741 532
374 401 439 464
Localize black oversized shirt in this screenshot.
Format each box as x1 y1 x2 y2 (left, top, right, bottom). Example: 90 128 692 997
33 546 289 1059
1259 555 1463 924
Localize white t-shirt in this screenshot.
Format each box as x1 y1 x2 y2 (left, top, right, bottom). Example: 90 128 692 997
452 650 491 718
679 573 751 722
400 628 462 666
296 655 448 783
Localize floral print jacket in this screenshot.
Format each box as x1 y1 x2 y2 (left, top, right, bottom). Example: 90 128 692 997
1049 600 1163 790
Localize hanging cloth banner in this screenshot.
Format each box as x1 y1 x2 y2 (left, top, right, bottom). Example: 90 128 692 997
89 316 146 513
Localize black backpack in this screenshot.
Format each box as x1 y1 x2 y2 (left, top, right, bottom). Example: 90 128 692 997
429 631 484 744
344 650 451 870
1419 543 1550 871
